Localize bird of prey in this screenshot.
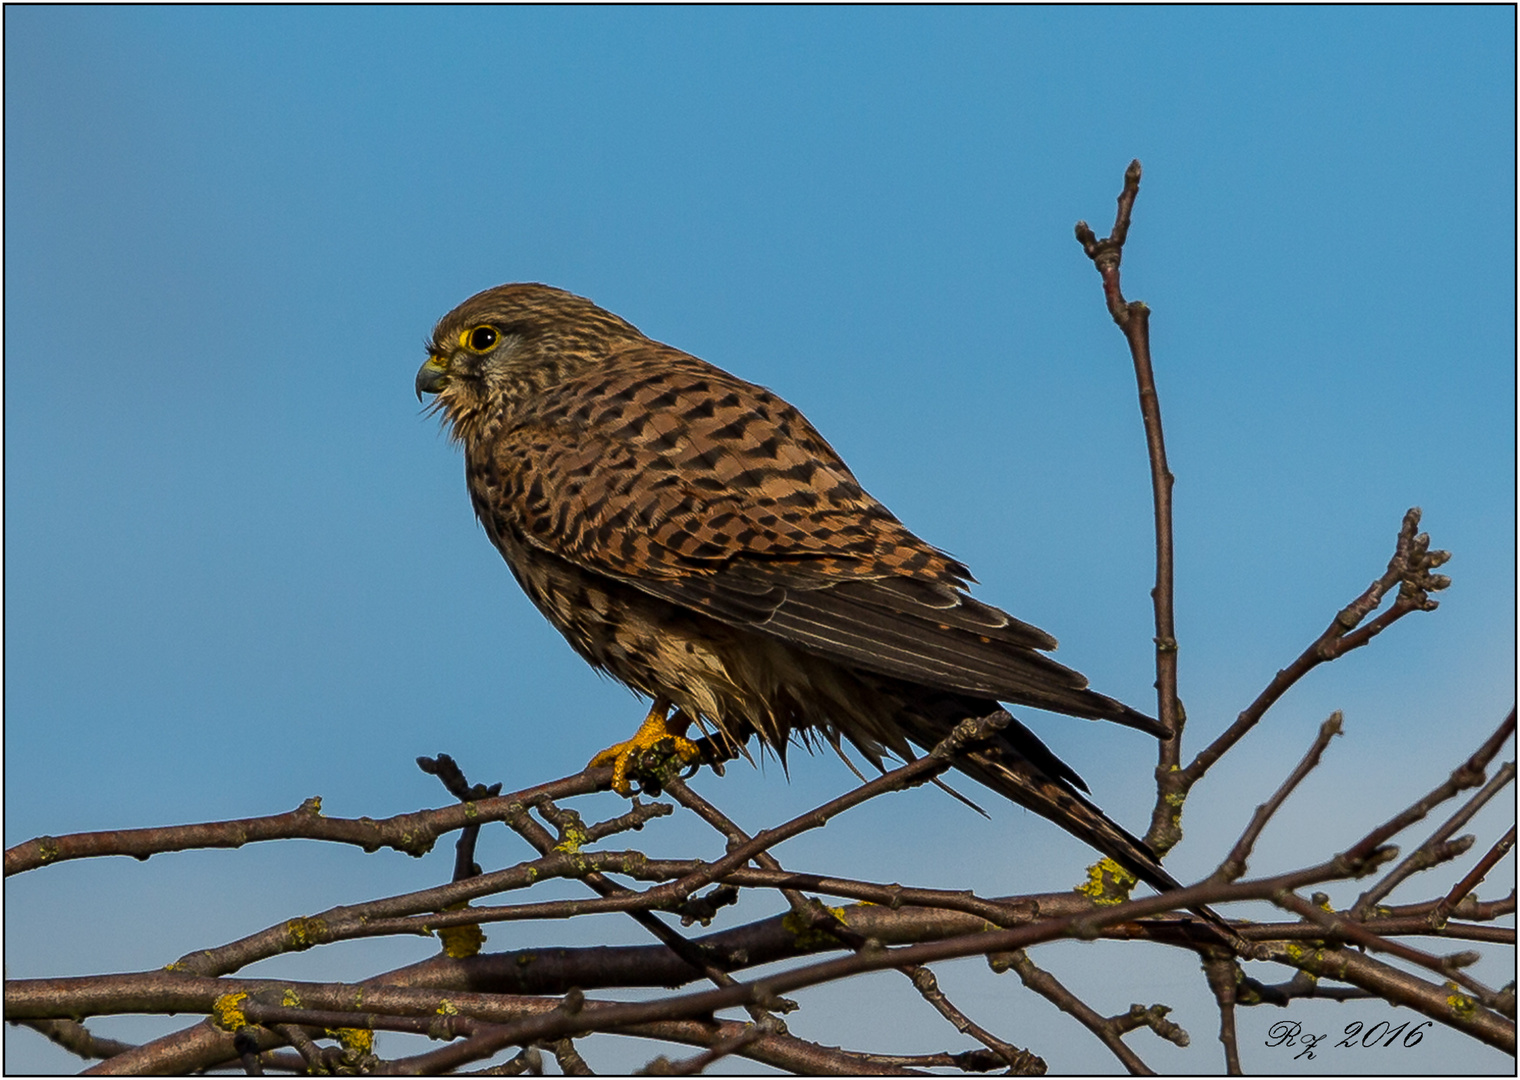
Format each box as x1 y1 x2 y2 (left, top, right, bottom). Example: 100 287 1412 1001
416 283 1178 893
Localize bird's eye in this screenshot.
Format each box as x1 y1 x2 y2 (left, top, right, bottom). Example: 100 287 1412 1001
461 325 499 352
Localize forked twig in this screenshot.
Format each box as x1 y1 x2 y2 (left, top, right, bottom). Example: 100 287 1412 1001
1075 161 1184 821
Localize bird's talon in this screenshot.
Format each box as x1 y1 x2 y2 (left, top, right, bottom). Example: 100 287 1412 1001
590 703 701 797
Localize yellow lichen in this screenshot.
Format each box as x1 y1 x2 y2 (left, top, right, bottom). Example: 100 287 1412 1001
211 992 249 1032
435 901 486 958
329 1027 374 1053
1075 858 1138 905
285 916 327 950
1447 986 1476 1019
782 906 849 949
436 999 459 1016
282 989 301 1008
438 922 486 958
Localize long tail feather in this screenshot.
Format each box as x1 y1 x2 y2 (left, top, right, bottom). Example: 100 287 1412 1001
954 738 1234 942
956 746 1180 892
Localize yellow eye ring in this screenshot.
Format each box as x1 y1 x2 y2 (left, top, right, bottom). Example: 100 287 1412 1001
460 325 499 353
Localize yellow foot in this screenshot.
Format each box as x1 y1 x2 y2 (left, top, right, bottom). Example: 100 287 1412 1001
589 700 703 795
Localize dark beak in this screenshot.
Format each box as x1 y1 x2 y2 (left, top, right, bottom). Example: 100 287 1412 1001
415 356 448 402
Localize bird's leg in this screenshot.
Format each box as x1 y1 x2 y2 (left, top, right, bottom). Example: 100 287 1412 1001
589 697 703 796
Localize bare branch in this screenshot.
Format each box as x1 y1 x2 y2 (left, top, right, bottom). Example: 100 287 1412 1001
1274 891 1501 1008
901 963 1045 1074
1200 953 1243 1074
1340 710 1515 877
1433 825 1517 928
15 1019 137 1064
662 775 1040 1072
1353 760 1516 917
1256 939 1514 1053
635 1020 775 1076
5 770 617 877
1215 711 1343 882
1075 162 1185 852
993 948 1159 1075
1182 509 1452 790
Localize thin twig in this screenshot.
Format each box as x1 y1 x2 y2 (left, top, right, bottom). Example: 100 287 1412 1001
1433 825 1517 928
902 964 1045 1074
1242 916 1514 946
1075 161 1185 850
1340 710 1514 874
994 948 1156 1075
1215 712 1342 882
272 1025 325 1073
1183 510 1451 791
456 1045 543 1075
417 753 504 883
1235 968 1377 1006
16 1019 136 1064
1353 761 1516 918
1380 890 1516 923
635 1021 774 1076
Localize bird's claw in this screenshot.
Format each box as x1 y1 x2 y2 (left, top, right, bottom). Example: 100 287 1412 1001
590 704 702 796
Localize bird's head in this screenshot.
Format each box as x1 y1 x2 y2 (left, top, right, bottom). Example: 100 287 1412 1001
416 282 643 441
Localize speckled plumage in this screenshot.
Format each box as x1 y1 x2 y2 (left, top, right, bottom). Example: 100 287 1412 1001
417 283 1178 891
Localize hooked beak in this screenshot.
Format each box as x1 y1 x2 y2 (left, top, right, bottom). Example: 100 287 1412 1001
415 355 448 402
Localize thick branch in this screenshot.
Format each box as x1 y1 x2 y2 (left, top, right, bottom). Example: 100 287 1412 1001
1257 940 1514 1053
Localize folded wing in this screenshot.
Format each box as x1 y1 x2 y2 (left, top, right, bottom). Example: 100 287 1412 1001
493 351 1161 736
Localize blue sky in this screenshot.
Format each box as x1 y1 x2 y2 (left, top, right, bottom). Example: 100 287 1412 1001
5 7 1514 1074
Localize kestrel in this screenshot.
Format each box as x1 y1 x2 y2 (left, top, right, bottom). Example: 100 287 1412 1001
417 283 1178 892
